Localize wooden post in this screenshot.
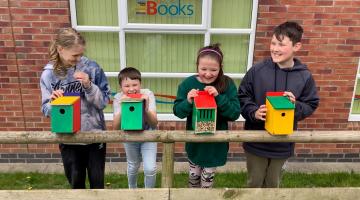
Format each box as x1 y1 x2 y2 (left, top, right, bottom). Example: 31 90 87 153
161 142 174 188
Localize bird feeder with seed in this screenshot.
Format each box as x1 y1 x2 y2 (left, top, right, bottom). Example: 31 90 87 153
192 91 217 134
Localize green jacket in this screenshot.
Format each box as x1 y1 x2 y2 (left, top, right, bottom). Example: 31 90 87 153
173 75 241 167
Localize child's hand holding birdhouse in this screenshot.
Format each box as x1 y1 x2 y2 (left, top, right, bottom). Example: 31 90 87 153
50 89 64 101
140 93 150 111
187 89 199 103
283 91 296 103
255 104 267 121
204 86 219 97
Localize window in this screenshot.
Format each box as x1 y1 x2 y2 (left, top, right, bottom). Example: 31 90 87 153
70 0 258 120
349 59 360 121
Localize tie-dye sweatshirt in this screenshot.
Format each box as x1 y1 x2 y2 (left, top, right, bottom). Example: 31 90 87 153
40 56 111 131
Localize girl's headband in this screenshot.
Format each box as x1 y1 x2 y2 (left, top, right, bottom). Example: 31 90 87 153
198 49 223 60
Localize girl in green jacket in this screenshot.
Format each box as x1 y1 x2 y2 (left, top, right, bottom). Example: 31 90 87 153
173 43 241 188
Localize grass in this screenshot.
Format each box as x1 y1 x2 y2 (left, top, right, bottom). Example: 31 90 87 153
1 172 360 189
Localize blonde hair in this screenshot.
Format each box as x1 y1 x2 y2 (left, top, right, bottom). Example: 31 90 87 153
49 28 86 77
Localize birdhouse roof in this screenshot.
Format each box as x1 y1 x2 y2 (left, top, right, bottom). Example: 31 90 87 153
266 91 285 97
194 91 217 109
267 96 295 109
122 93 144 102
51 96 80 105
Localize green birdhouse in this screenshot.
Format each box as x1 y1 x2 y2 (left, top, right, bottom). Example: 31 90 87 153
121 93 145 130
50 96 81 134
192 91 217 134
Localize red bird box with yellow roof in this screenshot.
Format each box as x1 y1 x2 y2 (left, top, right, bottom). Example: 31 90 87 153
192 91 217 134
265 92 295 135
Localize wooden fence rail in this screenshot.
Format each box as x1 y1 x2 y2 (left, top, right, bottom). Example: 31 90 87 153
1 188 360 200
1 130 360 144
0 130 360 188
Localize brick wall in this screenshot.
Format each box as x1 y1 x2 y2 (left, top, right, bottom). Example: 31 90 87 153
0 0 360 163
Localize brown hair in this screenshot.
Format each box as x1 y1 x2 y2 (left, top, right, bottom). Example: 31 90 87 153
49 28 85 77
273 21 303 45
196 43 230 93
118 67 142 85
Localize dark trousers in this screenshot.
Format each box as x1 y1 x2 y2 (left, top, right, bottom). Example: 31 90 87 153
59 143 106 189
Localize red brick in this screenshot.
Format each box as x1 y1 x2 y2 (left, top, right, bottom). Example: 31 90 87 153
12 15 41 21
31 22 50 28
31 9 49 15
38 2 59 8
316 1 334 6
23 28 42 34
269 6 288 12
19 1 40 8
259 0 279 5
280 0 316 6
50 9 67 15
10 8 29 14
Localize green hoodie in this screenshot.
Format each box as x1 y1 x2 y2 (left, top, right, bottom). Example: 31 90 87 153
173 75 241 167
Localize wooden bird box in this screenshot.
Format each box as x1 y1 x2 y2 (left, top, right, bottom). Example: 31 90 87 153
192 91 217 134
120 93 145 130
50 96 81 134
265 92 295 135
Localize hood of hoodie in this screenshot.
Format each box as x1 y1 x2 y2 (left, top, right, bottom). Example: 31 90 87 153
273 58 308 92
250 58 312 106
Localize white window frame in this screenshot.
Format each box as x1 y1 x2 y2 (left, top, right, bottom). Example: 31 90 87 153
348 58 360 121
70 0 258 121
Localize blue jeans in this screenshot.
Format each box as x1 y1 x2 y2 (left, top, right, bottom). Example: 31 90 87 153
123 142 157 188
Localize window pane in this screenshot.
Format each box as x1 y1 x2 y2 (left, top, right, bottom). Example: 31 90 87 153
212 0 252 28
76 0 118 26
126 33 203 73
81 32 120 72
128 0 202 24
104 77 119 114
233 79 241 88
211 34 249 73
142 78 181 113
352 79 360 114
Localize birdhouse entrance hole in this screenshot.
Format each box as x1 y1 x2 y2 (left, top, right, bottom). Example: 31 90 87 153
281 113 285 117
129 106 135 112
60 109 65 114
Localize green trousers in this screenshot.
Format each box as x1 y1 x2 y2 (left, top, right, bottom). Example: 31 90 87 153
245 151 287 188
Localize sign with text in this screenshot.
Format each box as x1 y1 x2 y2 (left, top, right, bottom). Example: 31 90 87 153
136 0 195 17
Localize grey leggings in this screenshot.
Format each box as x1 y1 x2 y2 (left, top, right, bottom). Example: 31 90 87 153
188 159 216 188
